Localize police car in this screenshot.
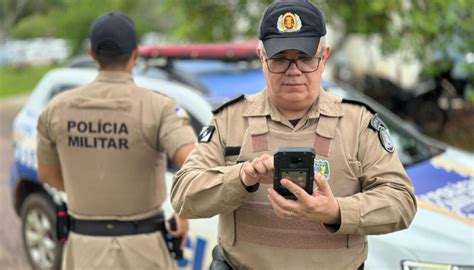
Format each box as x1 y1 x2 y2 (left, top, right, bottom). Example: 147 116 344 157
11 47 474 270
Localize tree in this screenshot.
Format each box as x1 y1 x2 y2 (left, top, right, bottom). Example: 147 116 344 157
51 0 149 55
384 0 473 79
0 0 57 41
160 0 273 42
11 13 58 38
8 0 167 55
162 0 473 78
6 0 473 78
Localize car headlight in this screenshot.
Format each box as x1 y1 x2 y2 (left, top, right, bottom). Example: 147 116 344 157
401 260 474 270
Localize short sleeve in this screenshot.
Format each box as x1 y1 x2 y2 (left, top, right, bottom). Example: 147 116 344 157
36 106 60 165
157 100 196 158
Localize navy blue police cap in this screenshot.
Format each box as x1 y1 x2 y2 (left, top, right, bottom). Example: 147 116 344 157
89 11 137 56
258 0 326 58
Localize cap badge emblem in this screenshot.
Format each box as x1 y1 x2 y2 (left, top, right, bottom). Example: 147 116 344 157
277 12 302 33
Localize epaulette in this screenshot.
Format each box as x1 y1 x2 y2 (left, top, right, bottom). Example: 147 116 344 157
212 94 245 115
341 98 376 114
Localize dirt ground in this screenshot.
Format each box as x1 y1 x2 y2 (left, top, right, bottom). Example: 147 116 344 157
0 101 31 269
427 104 474 152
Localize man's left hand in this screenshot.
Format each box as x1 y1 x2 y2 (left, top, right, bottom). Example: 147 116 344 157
267 172 341 224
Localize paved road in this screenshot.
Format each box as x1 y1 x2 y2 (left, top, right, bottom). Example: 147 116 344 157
0 96 31 269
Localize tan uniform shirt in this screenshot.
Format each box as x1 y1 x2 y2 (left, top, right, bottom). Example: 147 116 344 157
37 71 196 269
172 89 417 270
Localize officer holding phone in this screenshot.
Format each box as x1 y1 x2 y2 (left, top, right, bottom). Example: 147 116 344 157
172 1 417 269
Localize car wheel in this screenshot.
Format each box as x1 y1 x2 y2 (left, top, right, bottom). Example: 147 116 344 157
20 193 62 270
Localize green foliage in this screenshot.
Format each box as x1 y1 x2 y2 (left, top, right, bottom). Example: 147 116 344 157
52 0 142 55
11 14 58 38
160 0 273 42
466 89 474 103
382 0 473 76
9 0 166 55
161 0 472 78
5 0 473 78
0 0 63 38
0 64 60 97
315 0 401 34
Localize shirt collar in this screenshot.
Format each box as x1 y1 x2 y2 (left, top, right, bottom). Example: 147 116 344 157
243 90 270 114
315 88 344 118
243 88 343 120
96 71 134 84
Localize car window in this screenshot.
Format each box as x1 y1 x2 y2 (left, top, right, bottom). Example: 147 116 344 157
327 85 443 166
377 114 435 165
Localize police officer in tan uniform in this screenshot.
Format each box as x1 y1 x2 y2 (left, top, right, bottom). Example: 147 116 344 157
37 12 194 269
172 1 417 269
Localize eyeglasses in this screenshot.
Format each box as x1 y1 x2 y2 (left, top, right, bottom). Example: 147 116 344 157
263 49 324 74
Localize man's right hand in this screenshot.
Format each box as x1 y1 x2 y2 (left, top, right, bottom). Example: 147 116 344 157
240 154 274 186
168 214 189 248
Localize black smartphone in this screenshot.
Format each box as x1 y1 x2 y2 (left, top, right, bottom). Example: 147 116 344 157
273 147 315 200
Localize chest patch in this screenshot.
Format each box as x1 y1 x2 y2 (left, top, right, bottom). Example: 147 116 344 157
198 125 215 143
314 159 330 180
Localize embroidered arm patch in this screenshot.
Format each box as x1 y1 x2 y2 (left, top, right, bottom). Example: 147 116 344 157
198 125 216 143
369 114 394 153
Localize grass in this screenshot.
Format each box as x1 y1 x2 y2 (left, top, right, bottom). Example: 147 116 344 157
0 64 61 98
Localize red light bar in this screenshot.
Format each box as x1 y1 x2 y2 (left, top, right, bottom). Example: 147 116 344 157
139 40 259 60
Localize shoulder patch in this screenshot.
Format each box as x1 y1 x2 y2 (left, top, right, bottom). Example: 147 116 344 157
379 126 395 153
368 114 395 153
175 105 190 126
369 114 385 131
212 95 245 115
342 99 376 114
198 125 216 143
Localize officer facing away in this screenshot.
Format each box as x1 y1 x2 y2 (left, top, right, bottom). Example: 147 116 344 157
37 12 195 269
172 1 417 269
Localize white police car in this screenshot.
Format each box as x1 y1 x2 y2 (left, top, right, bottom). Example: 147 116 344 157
12 63 474 269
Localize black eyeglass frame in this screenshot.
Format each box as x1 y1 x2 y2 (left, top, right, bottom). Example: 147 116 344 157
263 49 325 74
